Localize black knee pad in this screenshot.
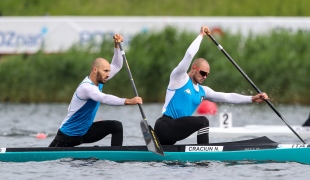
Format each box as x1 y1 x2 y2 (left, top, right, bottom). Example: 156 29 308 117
199 116 209 126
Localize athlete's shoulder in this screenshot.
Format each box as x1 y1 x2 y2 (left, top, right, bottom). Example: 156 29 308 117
76 77 96 92
201 85 215 95
168 74 190 90
80 76 94 85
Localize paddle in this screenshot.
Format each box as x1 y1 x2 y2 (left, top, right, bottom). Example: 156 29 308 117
116 41 165 155
204 29 306 144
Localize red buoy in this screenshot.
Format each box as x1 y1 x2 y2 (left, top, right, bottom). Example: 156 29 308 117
36 133 47 139
197 100 217 115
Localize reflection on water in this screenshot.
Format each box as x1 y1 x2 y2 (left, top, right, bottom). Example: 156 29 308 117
60 158 101 167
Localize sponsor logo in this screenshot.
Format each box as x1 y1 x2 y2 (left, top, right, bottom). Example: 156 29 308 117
79 31 114 46
277 144 308 148
185 146 223 152
79 30 133 47
0 29 45 47
184 89 191 95
0 148 6 153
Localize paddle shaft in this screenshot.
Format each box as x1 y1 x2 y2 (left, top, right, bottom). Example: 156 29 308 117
118 43 146 120
206 32 306 144
117 42 164 155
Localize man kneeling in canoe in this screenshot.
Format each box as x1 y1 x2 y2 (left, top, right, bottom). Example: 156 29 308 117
49 34 142 147
154 26 269 145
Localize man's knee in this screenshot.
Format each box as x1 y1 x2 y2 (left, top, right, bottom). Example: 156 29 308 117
113 120 123 132
199 116 209 126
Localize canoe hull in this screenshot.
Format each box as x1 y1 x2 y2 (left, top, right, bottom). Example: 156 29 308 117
1 148 310 164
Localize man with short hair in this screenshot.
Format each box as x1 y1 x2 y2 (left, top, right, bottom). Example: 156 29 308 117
154 26 269 145
49 34 142 147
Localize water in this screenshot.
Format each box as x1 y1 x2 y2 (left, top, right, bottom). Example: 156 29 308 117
0 102 310 179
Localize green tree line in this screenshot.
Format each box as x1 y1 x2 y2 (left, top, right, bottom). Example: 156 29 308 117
0 27 309 104
1 0 310 16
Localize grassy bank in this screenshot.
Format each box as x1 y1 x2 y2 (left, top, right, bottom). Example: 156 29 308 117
1 0 310 16
0 27 309 104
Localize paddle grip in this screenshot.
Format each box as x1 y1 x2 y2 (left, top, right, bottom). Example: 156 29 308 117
204 28 211 35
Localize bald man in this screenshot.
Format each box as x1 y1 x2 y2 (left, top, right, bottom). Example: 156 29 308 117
154 26 269 145
49 34 142 147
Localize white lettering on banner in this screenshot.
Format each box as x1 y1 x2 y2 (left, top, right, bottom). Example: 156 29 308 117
1 17 310 54
0 148 6 153
185 146 223 152
277 144 308 148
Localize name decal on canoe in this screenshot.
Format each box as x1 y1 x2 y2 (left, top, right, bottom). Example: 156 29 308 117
185 146 223 152
277 144 308 148
0 148 6 153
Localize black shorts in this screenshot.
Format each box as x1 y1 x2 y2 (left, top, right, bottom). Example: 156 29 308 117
48 120 123 147
154 115 209 145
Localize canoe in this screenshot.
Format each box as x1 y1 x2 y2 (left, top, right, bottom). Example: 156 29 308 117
207 125 310 138
1 136 310 164
189 112 310 138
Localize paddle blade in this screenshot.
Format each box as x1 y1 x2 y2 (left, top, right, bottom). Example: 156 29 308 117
140 120 165 156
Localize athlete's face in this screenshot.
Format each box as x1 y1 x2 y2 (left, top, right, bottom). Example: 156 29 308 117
193 65 210 85
96 64 110 84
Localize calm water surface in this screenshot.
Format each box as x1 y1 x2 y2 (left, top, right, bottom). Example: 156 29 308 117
0 102 309 180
